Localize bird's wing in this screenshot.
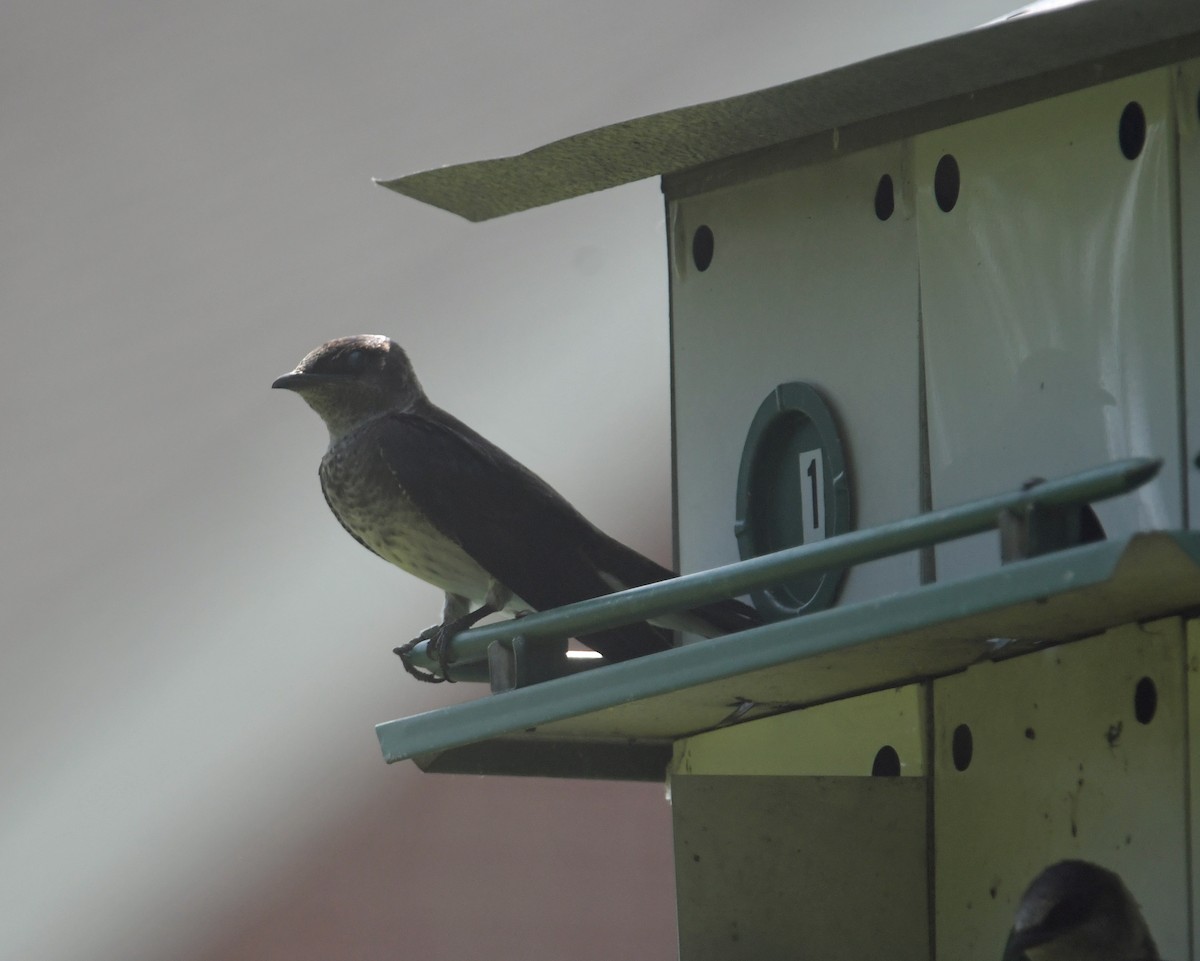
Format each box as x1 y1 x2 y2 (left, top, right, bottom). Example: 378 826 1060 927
370 405 673 661
585 528 761 635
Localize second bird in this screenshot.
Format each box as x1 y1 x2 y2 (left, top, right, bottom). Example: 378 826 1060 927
273 335 760 679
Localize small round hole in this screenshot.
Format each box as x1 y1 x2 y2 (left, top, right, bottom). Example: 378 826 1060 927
874 174 895 221
1118 101 1146 160
1134 676 1157 724
952 723 973 771
934 154 959 212
872 745 901 776
692 225 714 272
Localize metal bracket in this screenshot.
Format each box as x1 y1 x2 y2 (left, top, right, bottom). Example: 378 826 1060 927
488 635 576 692
999 478 1106 563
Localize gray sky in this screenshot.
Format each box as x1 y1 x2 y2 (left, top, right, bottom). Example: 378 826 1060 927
2 2 1010 959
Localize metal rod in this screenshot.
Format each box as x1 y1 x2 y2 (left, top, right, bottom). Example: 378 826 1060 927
407 457 1160 677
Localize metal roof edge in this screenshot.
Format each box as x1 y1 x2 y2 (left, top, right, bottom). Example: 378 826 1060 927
375 0 1200 221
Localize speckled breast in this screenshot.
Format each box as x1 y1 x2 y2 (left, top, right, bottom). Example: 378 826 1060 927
318 432 494 605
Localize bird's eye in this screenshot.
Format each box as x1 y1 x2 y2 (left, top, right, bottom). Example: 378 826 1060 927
345 349 365 371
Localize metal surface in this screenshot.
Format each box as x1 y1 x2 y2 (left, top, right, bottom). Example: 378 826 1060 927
670 684 927 777
1189 618 1200 961
411 739 672 781
377 531 1200 775
670 140 920 616
375 0 1200 221
918 67 1185 584
932 618 1189 960
1180 59 1200 529
403 457 1158 679
672 775 929 961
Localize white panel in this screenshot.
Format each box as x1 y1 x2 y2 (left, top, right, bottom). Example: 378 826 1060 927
670 142 921 608
1180 60 1200 529
917 68 1184 581
933 619 1189 961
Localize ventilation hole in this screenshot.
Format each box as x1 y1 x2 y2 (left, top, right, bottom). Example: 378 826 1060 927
952 723 973 771
872 745 901 776
1134 676 1157 724
692 225 714 271
934 154 959 212
874 174 895 221
1118 102 1146 160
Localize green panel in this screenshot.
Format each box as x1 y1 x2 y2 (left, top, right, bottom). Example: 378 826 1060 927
933 619 1189 960
376 532 1200 778
671 684 927 777
672 775 929 960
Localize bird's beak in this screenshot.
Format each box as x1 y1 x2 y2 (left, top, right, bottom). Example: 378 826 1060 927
272 371 311 391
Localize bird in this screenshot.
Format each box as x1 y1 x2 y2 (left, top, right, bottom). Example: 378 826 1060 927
272 334 760 681
1002 860 1160 961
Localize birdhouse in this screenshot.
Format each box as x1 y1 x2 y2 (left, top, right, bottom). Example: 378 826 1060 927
374 2 1200 958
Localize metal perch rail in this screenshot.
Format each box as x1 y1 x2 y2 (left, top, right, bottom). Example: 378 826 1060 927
403 457 1161 681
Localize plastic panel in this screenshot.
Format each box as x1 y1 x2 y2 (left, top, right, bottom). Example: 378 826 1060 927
672 775 928 961
917 67 1184 582
1179 59 1200 528
933 619 1189 959
670 684 927 777
670 141 920 616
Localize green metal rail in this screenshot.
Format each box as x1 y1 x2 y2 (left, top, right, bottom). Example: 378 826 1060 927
405 457 1161 681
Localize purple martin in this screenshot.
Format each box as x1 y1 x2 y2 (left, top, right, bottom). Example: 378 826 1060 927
273 335 759 680
1003 860 1159 961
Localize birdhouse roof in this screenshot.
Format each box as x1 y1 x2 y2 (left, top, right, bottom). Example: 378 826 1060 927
377 0 1200 222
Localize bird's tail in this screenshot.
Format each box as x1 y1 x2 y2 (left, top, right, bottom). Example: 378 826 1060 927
587 530 762 639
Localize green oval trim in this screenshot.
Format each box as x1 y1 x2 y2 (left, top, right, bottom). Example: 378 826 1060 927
734 382 853 620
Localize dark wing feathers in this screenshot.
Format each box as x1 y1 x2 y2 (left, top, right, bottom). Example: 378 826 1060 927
370 404 677 661
584 528 761 633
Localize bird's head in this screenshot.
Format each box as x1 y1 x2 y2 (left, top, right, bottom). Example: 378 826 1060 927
1003 860 1159 961
272 335 424 441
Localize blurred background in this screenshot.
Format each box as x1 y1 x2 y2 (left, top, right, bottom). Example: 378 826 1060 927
3 2 1011 958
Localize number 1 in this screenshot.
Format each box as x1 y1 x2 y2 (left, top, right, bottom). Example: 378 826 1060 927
806 457 820 529
798 448 826 543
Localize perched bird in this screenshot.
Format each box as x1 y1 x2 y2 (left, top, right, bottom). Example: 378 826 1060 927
1003 860 1160 961
273 334 759 680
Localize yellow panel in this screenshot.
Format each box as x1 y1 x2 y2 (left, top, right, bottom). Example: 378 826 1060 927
673 775 929 961
671 684 926 777
934 618 1188 960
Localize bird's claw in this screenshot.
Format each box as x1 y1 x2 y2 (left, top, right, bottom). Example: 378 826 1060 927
394 604 493 684
394 624 454 684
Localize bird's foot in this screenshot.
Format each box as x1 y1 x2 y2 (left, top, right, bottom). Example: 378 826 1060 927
393 604 496 684
394 624 452 684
